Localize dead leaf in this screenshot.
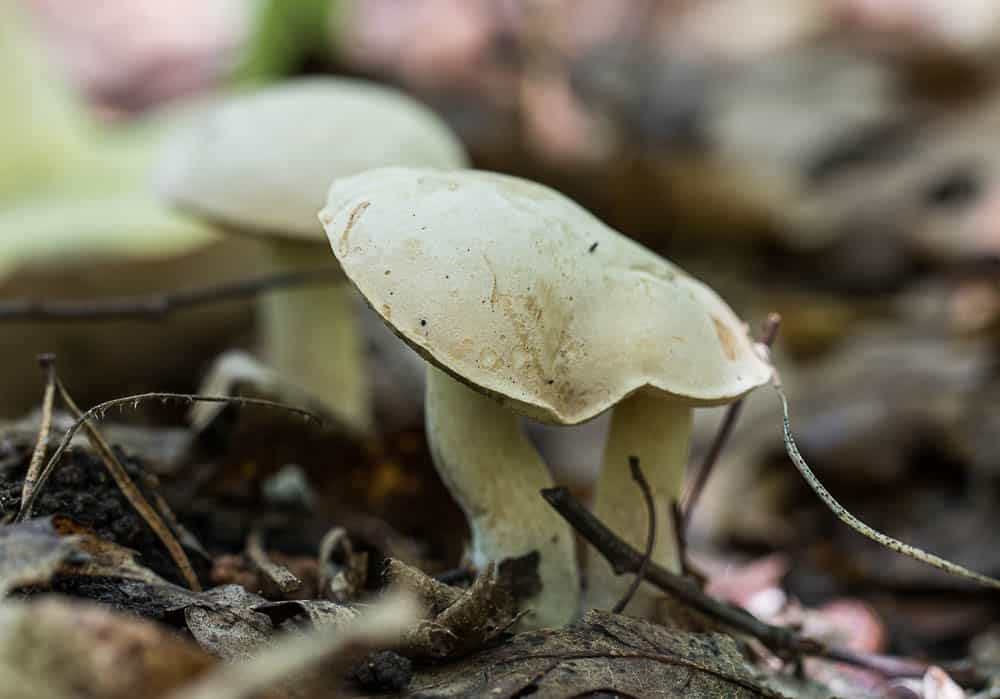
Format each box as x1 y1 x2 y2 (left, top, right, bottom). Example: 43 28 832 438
384 557 464 612
184 605 272 660
393 609 786 698
254 598 361 632
169 592 419 699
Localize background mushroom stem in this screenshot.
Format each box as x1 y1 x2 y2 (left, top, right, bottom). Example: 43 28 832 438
425 366 580 629
258 239 370 433
585 391 692 618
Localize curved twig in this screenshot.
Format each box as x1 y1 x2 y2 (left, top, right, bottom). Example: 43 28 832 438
774 376 1000 590
16 392 322 522
0 268 339 322
612 456 655 613
682 313 781 529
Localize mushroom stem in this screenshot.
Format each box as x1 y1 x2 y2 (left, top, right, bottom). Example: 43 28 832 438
258 239 370 433
585 391 691 617
425 366 580 628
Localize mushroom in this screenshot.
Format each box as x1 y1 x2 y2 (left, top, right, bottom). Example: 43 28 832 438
317 167 773 625
155 78 467 432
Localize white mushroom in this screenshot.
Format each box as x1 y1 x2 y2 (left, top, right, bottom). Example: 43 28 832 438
155 78 467 433
317 167 772 625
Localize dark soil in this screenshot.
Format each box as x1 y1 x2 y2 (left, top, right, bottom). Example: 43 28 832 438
0 442 198 585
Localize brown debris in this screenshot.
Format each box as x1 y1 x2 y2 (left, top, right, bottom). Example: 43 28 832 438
317 526 368 603
385 558 520 659
245 530 302 598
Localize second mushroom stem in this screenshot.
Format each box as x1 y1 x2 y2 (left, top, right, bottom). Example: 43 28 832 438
425 366 580 629
258 239 371 433
585 391 691 618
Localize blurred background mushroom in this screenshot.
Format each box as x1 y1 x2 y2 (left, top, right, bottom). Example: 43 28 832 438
4 0 1000 658
154 77 466 433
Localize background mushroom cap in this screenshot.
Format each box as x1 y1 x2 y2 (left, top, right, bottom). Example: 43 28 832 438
155 78 467 240
319 167 773 424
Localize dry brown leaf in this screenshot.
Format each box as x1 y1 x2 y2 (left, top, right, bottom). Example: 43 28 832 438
184 605 272 660
169 592 419 699
254 598 361 631
391 609 786 698
385 558 519 659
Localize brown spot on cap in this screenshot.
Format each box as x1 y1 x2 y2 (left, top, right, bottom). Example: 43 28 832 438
338 200 370 255
712 316 739 361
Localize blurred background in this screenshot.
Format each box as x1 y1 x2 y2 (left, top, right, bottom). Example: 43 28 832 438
3 0 1000 660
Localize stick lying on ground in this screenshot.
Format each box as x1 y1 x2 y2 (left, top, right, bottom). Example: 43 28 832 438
0 269 339 322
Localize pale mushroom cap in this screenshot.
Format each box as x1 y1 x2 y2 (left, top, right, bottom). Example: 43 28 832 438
319 168 773 424
155 78 467 240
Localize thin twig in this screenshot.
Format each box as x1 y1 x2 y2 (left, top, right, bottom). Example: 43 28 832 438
0 268 339 322
21 354 57 510
247 530 301 596
50 379 202 591
612 456 655 613
774 376 1000 590
672 500 707 584
681 313 781 530
541 485 812 656
16 392 321 522
152 491 209 559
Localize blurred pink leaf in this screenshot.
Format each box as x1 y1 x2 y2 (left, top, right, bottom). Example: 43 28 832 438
26 0 248 111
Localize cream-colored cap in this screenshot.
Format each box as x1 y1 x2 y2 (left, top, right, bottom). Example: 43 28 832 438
155 78 467 240
319 168 773 424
